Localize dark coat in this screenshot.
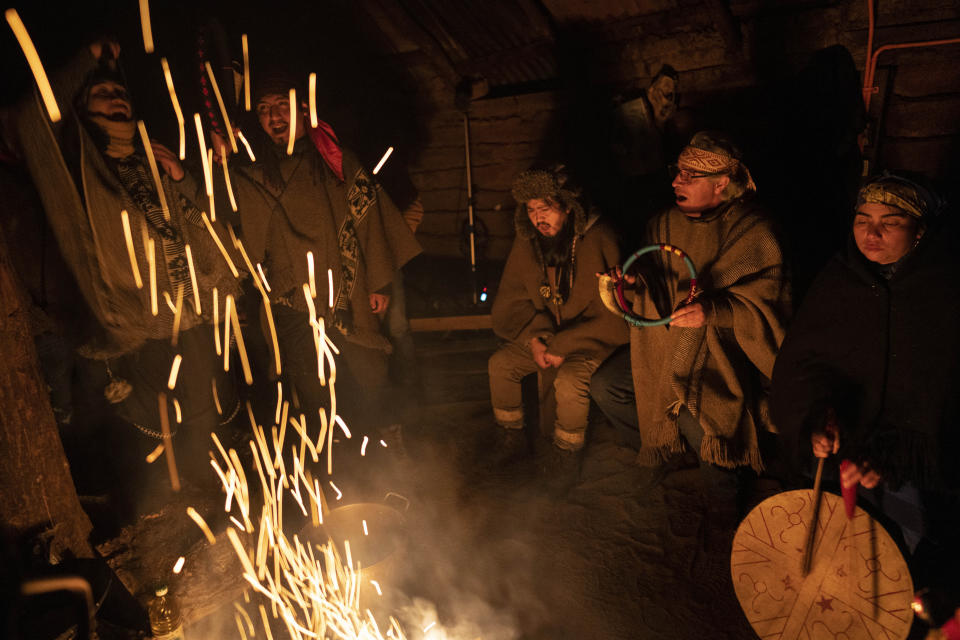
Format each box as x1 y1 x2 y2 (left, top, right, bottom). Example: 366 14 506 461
771 214 960 490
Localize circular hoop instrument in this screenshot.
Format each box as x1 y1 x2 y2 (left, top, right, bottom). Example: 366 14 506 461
731 489 913 640
597 243 698 327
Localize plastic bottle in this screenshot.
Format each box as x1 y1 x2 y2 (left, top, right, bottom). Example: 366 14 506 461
148 583 186 640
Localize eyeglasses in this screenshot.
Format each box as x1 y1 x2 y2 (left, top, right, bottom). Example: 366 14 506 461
668 164 727 183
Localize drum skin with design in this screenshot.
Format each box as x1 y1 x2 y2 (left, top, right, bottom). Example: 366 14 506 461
731 490 913 640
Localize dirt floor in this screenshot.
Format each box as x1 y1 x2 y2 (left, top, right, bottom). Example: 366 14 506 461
61 329 761 639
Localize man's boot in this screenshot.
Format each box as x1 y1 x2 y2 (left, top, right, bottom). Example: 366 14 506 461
482 426 531 469
537 444 582 496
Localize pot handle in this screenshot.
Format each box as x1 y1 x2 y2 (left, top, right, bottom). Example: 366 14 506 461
383 492 410 512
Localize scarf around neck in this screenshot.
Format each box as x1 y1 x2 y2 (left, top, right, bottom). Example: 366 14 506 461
87 115 136 158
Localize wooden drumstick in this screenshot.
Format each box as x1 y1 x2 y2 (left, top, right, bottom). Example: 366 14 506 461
801 457 825 576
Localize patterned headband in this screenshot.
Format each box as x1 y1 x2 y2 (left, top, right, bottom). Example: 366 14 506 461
858 180 929 222
677 145 757 192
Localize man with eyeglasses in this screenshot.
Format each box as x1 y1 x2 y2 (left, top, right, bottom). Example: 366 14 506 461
590 131 790 538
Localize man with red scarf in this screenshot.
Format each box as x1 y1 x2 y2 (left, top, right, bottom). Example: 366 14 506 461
221 71 420 439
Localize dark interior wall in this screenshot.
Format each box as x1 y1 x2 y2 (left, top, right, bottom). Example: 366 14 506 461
405 0 960 263
2 0 958 268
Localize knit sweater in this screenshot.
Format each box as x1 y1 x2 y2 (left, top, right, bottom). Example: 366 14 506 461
630 196 790 471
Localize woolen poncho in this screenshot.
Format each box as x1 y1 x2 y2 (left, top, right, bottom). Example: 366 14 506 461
15 50 241 358
630 196 790 471
229 138 420 352
492 205 628 360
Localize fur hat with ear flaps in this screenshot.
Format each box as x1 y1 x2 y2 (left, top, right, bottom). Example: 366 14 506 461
511 166 587 238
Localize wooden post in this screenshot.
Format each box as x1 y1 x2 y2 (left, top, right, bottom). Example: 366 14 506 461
0 221 93 559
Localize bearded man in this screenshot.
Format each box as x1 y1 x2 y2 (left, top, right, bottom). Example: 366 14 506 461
487 168 627 479
221 71 420 437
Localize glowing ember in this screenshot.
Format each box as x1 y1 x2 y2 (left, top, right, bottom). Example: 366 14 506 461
241 35 251 112
194 113 214 198
6 9 60 122
138 0 154 53
307 251 316 299
286 88 297 156
136 120 170 221
204 61 238 154
184 244 201 314
257 263 272 292
120 210 143 289
187 506 217 545
160 58 186 160
147 238 158 316
172 556 185 574
328 268 334 308
167 354 183 390
309 72 318 128
200 211 239 277
145 444 164 464
361 435 369 456
172 398 182 424
373 146 394 175
237 130 257 163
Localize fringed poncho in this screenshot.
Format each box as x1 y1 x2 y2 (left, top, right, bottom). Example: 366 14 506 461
630 196 790 471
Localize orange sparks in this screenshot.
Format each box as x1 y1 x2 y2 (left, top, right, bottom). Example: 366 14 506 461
242 35 251 112
329 481 342 501
212 378 223 415
167 354 182 390
256 263 272 292
6 9 60 122
120 210 143 289
307 252 316 298
227 294 254 385
204 60 238 153
207 148 216 221
138 0 154 53
194 113 214 197
237 130 257 163
361 435 369 456
184 244 201 314
171 285 183 347
187 507 217 544
136 120 170 220
213 287 222 355
158 392 180 491
286 88 297 156
222 146 238 212
223 292 233 372
372 146 394 175
309 72 318 128
173 398 182 424
147 238 158 316
160 58 185 160
201 211 239 277
328 268 334 308
173 556 185 574
145 444 164 463
362 519 369 536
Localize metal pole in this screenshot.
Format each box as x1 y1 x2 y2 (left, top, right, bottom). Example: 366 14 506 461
463 112 478 304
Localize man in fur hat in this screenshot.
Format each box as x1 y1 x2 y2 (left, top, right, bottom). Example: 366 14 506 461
487 168 628 479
